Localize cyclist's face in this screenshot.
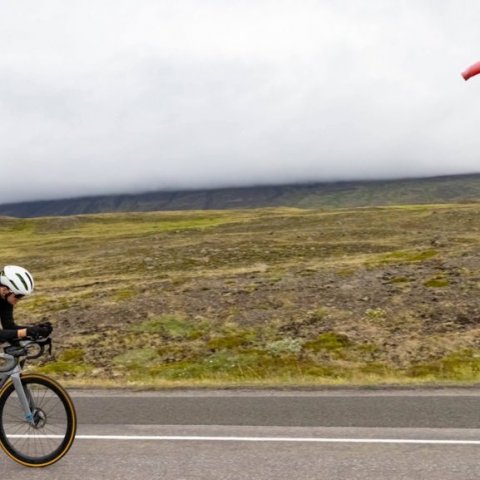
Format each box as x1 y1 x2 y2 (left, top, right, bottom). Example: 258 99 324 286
0 287 21 305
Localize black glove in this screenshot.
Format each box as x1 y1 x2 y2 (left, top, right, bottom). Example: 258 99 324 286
36 321 53 331
26 323 53 339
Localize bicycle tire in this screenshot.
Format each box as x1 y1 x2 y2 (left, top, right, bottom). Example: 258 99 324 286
0 373 76 467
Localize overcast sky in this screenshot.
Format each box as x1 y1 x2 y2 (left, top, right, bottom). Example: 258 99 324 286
1 0 480 204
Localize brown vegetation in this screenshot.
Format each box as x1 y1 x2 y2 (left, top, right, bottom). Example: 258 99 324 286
2 204 480 386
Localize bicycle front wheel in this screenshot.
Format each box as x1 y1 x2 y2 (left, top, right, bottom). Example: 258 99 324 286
0 373 76 467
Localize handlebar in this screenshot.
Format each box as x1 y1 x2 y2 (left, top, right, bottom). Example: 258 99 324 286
4 336 52 360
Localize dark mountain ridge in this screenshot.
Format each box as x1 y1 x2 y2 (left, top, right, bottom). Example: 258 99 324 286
2 173 480 218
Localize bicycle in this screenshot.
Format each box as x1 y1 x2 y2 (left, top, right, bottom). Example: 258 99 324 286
0 335 76 467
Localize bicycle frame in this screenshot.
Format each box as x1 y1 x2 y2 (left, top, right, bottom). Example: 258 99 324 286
0 356 34 422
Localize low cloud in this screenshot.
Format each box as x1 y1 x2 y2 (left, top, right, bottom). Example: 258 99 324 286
1 0 480 204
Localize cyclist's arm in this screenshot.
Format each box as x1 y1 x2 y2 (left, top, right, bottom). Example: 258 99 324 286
0 301 27 340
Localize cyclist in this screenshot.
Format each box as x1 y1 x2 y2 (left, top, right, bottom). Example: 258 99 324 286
0 265 52 341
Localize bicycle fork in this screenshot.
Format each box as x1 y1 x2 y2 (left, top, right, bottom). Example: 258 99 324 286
11 371 34 424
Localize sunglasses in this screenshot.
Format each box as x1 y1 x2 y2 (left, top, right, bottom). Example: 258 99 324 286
6 291 24 300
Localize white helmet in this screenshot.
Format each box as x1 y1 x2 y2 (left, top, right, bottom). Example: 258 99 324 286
0 265 35 296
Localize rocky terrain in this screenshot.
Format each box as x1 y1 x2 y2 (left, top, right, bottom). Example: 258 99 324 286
2 204 480 386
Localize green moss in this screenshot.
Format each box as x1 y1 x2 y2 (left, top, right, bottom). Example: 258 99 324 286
359 363 392 375
37 347 91 376
68 215 236 239
144 352 250 380
303 332 351 352
113 289 136 301
301 363 353 379
141 351 324 381
377 249 438 264
408 350 480 380
59 348 85 362
37 361 92 375
113 348 159 370
131 315 207 339
365 308 386 319
424 278 450 288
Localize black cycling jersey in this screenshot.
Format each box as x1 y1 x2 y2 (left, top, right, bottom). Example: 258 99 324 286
0 298 25 341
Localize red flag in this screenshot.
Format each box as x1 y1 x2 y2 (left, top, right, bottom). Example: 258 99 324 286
462 61 480 81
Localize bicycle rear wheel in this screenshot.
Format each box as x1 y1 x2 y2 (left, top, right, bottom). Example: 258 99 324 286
0 373 76 467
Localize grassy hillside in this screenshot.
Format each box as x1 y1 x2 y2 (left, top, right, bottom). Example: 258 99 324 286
2 205 480 387
1 173 480 217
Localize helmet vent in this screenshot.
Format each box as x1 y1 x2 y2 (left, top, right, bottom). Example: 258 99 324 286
24 271 33 289
8 279 20 291
15 273 29 291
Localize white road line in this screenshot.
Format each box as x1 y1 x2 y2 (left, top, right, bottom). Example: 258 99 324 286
9 435 480 445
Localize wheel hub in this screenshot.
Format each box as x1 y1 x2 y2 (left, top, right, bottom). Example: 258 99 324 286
31 408 47 429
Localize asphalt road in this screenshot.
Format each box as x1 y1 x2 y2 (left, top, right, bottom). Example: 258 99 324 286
70 388 480 428
1 388 480 479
